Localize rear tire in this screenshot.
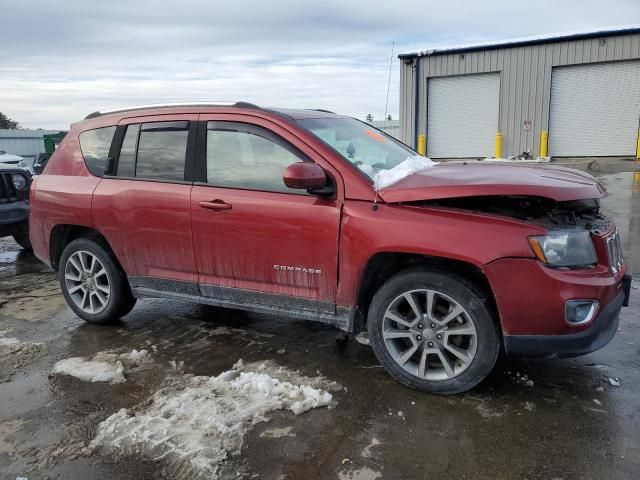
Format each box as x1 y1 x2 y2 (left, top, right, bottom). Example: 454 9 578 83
367 268 500 394
58 238 136 324
13 233 32 251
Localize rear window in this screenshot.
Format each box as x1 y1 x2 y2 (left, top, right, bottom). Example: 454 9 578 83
79 126 116 177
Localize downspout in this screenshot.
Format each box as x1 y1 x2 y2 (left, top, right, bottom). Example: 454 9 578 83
413 57 420 150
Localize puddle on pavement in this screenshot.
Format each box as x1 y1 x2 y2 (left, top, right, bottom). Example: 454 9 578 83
599 171 640 275
0 240 51 279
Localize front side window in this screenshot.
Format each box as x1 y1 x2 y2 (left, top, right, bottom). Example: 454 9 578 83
135 121 189 181
206 123 304 193
79 126 116 176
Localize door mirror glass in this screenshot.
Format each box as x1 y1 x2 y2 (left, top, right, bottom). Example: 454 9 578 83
283 162 327 190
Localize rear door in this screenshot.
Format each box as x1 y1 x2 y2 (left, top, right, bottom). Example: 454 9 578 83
92 115 198 292
191 114 343 312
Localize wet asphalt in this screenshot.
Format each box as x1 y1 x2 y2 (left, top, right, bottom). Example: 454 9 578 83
1 169 639 480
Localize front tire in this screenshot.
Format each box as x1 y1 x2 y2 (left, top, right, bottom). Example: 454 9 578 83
59 238 136 324
367 268 500 394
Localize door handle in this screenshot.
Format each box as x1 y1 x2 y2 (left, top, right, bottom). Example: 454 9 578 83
199 199 232 211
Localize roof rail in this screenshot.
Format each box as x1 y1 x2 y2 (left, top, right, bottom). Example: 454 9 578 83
307 108 336 114
84 101 261 119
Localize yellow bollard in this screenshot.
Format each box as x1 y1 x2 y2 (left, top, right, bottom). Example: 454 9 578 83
635 128 640 183
494 132 502 159
418 134 426 156
540 131 548 158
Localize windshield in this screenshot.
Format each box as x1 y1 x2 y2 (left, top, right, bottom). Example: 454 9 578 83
298 117 419 179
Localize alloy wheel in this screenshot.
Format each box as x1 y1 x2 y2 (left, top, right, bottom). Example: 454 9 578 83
382 289 478 381
64 250 111 314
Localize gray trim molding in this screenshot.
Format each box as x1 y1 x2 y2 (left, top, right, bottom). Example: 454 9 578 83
129 276 354 331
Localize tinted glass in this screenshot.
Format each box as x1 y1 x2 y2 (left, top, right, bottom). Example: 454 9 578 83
135 121 189 181
297 117 415 180
117 124 139 177
206 127 302 193
79 126 116 176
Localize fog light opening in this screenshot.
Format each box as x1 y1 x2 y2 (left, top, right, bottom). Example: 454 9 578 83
565 300 599 325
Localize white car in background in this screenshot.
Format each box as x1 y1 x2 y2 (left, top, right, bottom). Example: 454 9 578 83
0 151 33 174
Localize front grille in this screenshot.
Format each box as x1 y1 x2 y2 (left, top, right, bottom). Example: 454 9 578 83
0 173 19 203
606 230 624 274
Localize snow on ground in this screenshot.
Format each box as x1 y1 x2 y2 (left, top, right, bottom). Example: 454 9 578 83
51 349 152 384
90 359 339 479
0 331 47 383
0 337 21 347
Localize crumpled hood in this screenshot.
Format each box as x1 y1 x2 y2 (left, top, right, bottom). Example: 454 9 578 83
377 163 607 203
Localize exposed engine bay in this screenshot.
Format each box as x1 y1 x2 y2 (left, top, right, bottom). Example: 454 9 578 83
415 196 611 233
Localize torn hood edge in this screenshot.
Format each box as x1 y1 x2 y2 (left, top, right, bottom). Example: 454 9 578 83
376 163 607 203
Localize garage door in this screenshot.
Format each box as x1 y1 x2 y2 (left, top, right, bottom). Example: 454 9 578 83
427 73 500 158
549 61 640 156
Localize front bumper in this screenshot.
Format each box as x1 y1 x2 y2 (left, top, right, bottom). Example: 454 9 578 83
504 282 628 358
0 200 29 237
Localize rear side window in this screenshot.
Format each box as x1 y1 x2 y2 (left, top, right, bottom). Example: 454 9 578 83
135 121 189 181
116 124 139 177
79 126 116 176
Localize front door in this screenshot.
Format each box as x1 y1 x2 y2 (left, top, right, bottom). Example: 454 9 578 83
190 116 342 313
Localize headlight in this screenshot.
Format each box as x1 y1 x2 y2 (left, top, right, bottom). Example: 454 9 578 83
528 231 597 268
11 173 28 191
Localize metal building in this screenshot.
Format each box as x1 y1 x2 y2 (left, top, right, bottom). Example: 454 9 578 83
399 26 640 159
369 119 400 139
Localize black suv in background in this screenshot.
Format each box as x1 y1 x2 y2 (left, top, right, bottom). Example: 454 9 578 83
0 164 31 249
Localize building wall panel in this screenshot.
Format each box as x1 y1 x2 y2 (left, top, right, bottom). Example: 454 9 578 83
400 31 640 157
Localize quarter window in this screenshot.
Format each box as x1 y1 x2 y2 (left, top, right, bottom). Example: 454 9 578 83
79 126 116 177
206 123 304 193
135 121 189 181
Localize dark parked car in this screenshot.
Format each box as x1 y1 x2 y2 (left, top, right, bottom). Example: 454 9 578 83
0 163 31 249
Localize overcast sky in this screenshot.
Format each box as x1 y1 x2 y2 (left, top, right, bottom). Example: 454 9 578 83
1 0 639 129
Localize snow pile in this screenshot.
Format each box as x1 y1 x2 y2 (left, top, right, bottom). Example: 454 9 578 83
52 349 152 384
90 360 338 479
0 336 21 347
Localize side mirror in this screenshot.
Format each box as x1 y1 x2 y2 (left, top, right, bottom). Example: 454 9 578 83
283 162 327 190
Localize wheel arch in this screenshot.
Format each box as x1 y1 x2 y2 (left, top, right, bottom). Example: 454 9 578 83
49 225 122 272
355 252 501 332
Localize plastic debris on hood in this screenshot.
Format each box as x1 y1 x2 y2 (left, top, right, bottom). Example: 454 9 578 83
364 155 437 191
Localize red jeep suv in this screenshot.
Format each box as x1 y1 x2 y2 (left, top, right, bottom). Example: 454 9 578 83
29 102 631 394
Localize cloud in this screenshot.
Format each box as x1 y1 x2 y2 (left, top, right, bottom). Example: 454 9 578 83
1 0 639 129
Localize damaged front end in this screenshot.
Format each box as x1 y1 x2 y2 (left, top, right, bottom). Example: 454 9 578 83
418 195 608 232
415 195 619 272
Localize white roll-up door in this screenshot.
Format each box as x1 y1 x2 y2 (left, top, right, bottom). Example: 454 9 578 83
426 73 500 158
549 61 640 157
